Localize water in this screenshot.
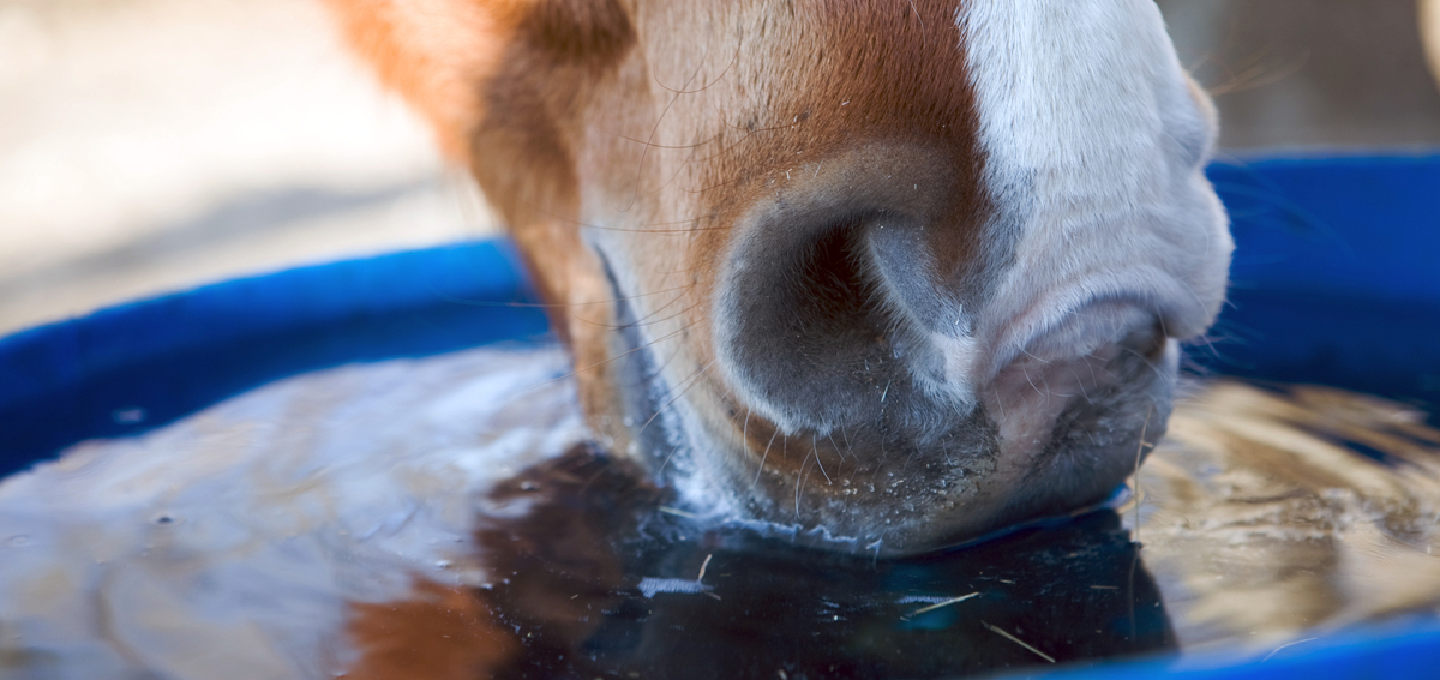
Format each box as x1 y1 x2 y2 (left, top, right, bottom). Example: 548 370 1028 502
1130 381 1440 655
1 347 1438 678
0 347 585 679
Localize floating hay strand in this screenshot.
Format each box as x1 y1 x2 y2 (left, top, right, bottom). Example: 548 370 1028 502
903 591 980 619
696 553 714 582
1261 637 1317 662
658 505 698 518
982 621 1055 663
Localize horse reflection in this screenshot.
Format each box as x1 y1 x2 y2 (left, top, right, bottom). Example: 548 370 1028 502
345 445 1175 678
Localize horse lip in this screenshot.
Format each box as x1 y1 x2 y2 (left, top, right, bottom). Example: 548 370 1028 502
980 268 1209 383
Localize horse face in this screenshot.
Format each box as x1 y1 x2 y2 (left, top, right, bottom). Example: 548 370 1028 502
327 0 1232 554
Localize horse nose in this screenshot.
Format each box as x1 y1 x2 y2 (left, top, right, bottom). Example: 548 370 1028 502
704 137 1220 550
712 149 1191 448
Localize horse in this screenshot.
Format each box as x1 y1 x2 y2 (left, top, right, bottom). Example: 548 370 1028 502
322 0 1233 555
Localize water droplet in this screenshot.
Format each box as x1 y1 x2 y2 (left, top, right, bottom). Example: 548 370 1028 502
113 407 146 424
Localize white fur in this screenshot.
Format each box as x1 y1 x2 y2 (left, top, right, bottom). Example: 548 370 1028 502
953 0 1232 384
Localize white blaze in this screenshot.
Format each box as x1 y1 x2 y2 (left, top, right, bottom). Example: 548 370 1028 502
953 0 1232 382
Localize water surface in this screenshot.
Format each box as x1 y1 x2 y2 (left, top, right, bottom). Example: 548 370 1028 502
2 347 1437 678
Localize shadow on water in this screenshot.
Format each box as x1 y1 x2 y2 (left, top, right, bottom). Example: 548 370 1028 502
348 445 1175 679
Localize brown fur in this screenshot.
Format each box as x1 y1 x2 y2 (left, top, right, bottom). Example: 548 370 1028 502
343 445 654 679
344 580 518 680
325 0 644 425
323 0 988 479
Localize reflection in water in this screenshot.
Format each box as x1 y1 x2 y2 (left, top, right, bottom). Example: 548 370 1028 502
1136 382 1440 655
0 347 586 679
0 348 1438 677
350 446 1172 678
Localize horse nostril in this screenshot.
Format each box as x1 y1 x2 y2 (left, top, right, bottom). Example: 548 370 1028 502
712 142 992 437
792 225 876 339
718 217 913 435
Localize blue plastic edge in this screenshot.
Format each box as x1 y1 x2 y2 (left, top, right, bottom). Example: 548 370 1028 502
0 239 551 475
1027 618 1440 680
0 239 540 399
1197 154 1440 400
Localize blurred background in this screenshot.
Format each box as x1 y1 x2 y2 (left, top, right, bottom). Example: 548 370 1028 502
1 0 1438 336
